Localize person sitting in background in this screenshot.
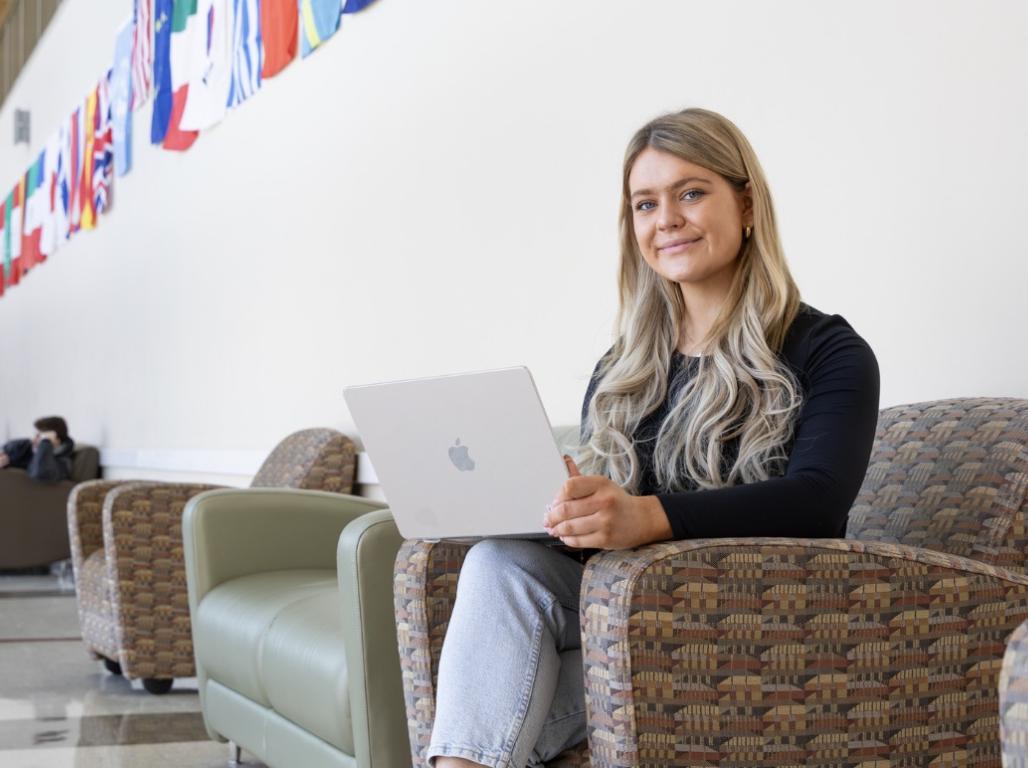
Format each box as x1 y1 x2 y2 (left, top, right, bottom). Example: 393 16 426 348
0 417 75 482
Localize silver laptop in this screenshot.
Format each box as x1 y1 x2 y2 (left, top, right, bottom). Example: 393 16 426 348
343 366 570 540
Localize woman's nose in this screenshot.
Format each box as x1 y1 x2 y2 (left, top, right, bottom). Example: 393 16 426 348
657 200 684 230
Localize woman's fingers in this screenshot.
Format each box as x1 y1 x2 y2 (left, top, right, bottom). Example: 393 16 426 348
547 477 607 524
556 530 607 549
546 499 588 530
554 475 607 504
544 495 598 528
549 511 603 540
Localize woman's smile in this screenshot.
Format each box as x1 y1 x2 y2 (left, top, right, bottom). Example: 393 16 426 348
657 236 702 255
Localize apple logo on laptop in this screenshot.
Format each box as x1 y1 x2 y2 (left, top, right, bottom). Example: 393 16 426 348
449 438 476 471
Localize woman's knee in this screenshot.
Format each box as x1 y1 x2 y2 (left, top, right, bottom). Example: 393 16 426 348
458 539 580 608
460 539 538 589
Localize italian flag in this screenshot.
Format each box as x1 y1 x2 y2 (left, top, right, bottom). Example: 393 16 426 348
163 0 199 151
21 154 45 271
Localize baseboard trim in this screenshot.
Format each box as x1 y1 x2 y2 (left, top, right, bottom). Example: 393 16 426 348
99 449 379 484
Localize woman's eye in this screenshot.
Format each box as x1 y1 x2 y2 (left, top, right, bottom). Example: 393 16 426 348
681 189 704 202
635 201 656 212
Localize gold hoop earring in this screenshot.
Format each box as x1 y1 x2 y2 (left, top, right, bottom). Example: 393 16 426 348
744 225 752 239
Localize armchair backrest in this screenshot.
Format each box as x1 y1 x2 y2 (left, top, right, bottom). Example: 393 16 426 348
847 397 1028 571
250 428 357 494
70 446 101 482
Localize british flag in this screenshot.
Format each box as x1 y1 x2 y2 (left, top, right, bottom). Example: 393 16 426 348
93 71 114 216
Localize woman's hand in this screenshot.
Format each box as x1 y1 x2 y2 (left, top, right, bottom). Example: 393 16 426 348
543 456 673 550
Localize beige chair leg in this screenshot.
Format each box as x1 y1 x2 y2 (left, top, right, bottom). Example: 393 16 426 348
228 741 242 764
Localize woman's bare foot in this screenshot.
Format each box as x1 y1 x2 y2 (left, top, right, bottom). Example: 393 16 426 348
434 758 484 768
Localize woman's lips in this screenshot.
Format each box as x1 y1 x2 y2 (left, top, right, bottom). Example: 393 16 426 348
658 237 701 254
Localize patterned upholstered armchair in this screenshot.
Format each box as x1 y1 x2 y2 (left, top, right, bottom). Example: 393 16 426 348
394 398 1028 767
67 428 356 694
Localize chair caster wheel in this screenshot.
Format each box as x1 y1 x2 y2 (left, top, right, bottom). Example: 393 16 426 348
142 678 174 695
103 658 123 675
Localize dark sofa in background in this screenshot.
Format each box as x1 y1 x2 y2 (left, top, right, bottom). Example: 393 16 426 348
0 446 100 569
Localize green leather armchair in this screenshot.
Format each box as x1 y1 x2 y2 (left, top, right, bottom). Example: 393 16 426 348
183 487 410 768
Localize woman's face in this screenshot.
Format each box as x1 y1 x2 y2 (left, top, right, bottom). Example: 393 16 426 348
628 147 751 289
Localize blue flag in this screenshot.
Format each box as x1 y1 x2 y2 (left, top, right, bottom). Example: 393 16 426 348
151 0 174 144
112 19 135 176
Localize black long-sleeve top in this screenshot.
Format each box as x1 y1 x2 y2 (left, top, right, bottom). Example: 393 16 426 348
580 304 880 539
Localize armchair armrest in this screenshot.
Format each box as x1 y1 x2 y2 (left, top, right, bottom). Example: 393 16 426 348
393 539 474 767
581 537 1028 768
338 509 409 768
67 480 135 575
102 481 226 677
183 487 387 614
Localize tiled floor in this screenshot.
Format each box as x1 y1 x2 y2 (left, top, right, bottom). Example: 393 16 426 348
0 572 266 767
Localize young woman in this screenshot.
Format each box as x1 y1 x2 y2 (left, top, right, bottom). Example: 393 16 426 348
427 108 880 768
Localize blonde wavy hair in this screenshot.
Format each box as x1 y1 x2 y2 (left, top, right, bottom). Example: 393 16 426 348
576 108 803 493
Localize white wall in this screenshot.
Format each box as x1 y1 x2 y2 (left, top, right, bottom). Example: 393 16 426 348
1 0 1026 485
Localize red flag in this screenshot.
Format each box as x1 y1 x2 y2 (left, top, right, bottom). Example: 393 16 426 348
162 83 197 151
11 178 24 285
20 173 38 273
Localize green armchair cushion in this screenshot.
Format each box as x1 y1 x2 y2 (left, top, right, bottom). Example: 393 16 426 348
193 569 336 708
261 589 354 754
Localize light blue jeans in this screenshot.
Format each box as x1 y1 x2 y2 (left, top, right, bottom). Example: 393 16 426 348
426 539 588 768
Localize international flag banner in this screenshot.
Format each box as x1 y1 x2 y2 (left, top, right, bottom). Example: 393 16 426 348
227 0 261 108
299 0 341 58
180 0 233 131
79 88 98 231
261 0 297 78
131 0 155 109
112 18 135 176
94 71 115 215
151 0 174 144
163 0 200 151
